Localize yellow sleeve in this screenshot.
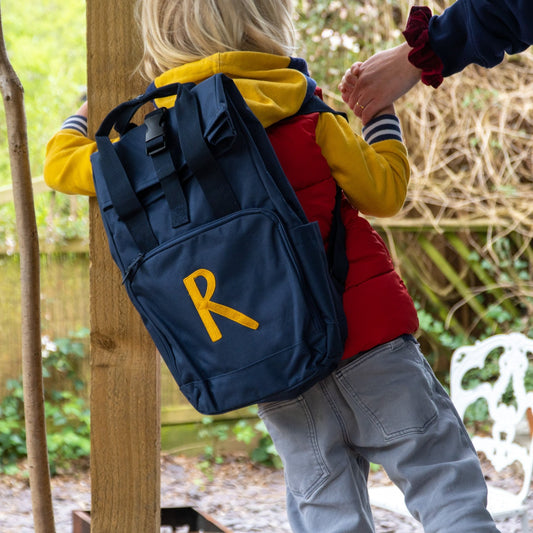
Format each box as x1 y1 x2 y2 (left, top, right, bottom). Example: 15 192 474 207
315 113 410 218
44 129 97 196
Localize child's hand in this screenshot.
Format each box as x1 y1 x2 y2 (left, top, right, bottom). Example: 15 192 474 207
339 43 421 124
339 62 363 115
340 64 396 123
75 101 88 118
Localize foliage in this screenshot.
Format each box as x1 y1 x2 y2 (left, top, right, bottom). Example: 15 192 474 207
0 0 88 252
0 0 87 186
0 329 90 475
196 406 281 471
295 0 403 91
407 229 533 379
458 343 533 430
0 379 27 475
196 416 230 470
0 192 89 254
233 407 282 469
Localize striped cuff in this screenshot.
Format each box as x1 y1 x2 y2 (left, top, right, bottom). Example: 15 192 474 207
61 115 88 136
362 114 402 144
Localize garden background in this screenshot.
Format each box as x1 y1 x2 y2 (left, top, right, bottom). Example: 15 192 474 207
1 0 533 473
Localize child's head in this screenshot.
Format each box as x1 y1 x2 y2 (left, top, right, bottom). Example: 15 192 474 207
138 0 296 79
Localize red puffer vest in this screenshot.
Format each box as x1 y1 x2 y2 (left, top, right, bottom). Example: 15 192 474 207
267 113 419 359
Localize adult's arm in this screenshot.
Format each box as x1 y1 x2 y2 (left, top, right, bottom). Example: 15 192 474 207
430 0 533 76
340 0 533 123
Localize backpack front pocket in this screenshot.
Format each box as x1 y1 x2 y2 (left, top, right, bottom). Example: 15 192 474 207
124 209 325 413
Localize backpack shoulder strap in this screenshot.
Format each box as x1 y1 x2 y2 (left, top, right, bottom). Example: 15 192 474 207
296 95 348 121
289 95 349 293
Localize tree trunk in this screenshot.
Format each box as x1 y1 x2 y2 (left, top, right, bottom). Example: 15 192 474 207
0 8 55 533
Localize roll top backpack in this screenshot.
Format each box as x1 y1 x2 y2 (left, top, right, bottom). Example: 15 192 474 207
91 73 347 414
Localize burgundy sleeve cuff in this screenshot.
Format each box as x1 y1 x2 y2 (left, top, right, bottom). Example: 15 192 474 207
402 6 444 88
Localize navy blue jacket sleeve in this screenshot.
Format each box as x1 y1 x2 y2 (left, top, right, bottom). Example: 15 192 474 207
428 0 533 76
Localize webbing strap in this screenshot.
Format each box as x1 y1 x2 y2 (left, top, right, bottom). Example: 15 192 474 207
327 187 348 292
151 149 189 228
145 108 189 228
95 135 158 253
174 84 240 218
297 95 348 120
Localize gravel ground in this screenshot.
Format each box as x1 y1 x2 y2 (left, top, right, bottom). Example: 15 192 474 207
0 453 528 532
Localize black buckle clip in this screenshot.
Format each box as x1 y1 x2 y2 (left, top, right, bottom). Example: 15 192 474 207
145 107 168 156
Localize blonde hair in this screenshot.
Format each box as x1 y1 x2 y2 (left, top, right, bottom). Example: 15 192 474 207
137 0 296 79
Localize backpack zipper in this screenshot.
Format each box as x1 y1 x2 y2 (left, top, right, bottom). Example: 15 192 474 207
122 253 145 284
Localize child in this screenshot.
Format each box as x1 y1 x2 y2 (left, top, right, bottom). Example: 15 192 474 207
44 1 500 531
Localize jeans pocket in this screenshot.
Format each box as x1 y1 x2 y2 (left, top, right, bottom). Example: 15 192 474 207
337 336 438 441
258 397 330 499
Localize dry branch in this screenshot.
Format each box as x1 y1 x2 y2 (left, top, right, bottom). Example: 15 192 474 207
396 53 533 241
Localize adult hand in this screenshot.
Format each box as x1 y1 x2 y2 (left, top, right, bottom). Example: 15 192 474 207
339 42 421 124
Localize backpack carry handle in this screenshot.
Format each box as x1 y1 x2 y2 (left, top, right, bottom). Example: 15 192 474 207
96 83 184 138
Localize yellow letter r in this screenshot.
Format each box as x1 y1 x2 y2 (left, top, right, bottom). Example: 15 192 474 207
183 268 259 342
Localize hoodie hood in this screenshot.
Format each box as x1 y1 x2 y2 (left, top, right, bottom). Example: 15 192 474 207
151 52 317 128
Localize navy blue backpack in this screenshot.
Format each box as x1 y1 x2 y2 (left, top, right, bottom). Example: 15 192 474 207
91 73 347 414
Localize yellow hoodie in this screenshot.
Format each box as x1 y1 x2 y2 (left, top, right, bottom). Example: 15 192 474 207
44 51 409 217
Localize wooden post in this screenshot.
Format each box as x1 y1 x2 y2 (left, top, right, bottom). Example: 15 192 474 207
86 2 161 532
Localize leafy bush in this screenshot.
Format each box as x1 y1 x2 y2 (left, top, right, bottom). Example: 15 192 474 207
233 407 282 469
0 379 27 475
195 406 282 470
0 329 90 475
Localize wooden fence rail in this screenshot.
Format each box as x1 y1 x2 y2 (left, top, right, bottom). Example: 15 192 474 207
0 176 47 205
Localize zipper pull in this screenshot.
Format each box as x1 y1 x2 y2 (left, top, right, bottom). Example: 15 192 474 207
122 253 144 284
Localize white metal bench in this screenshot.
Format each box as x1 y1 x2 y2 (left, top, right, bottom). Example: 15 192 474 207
369 333 533 531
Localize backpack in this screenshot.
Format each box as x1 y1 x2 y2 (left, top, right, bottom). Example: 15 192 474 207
91 73 347 414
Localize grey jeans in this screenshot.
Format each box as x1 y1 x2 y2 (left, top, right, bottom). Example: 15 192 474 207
258 335 500 533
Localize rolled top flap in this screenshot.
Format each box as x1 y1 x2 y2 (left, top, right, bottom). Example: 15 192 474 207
92 75 242 210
